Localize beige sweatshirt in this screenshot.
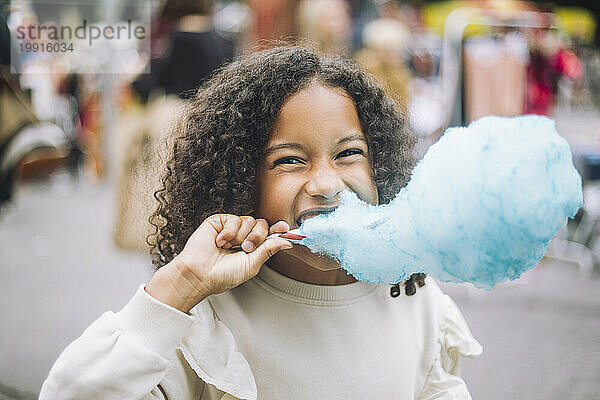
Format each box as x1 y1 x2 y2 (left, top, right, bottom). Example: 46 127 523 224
40 266 482 399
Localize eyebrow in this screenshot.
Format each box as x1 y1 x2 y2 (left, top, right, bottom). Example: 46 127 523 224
337 134 367 146
263 142 305 156
264 134 367 156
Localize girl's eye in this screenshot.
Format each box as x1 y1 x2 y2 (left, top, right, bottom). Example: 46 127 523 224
273 156 304 167
336 148 365 159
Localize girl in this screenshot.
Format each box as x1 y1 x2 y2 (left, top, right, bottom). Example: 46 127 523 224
41 45 482 399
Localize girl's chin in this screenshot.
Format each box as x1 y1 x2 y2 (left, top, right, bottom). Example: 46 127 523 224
267 246 356 285
272 245 342 272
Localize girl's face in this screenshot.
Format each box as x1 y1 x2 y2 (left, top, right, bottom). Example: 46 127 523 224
256 82 378 282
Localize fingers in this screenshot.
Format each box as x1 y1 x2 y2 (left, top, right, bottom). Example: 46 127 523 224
241 218 269 252
225 216 258 250
214 215 242 247
214 216 285 253
269 220 290 235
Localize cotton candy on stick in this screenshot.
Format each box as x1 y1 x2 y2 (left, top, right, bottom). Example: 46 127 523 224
296 115 583 288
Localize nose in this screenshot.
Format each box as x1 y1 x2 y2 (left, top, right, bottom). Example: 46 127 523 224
304 161 345 200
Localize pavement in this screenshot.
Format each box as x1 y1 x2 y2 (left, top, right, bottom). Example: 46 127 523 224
1 171 599 400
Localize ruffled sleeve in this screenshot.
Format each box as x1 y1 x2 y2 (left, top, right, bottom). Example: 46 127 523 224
178 299 257 400
419 295 483 400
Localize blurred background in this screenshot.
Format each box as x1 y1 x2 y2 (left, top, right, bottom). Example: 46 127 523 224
1 0 599 398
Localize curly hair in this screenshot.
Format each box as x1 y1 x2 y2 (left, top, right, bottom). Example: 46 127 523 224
148 45 424 293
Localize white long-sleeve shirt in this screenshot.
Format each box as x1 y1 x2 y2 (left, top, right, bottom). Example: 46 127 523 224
40 266 482 399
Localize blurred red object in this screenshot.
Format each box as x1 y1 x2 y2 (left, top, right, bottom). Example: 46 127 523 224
526 46 583 116
556 48 583 81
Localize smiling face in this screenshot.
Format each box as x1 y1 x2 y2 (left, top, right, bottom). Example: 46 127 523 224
256 81 378 284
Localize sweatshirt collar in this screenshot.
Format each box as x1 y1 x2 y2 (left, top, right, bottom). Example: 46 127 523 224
254 265 377 305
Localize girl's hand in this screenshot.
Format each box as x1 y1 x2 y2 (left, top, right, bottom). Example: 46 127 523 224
146 215 292 313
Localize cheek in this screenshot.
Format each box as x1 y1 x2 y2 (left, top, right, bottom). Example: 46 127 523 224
257 175 298 223
345 163 378 205
360 177 379 206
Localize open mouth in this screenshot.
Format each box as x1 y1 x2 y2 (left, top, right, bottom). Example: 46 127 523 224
296 207 338 227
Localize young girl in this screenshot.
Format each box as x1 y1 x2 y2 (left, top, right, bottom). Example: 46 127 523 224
41 45 482 399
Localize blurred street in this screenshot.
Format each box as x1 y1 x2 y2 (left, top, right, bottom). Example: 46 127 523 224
0 175 154 400
0 170 599 400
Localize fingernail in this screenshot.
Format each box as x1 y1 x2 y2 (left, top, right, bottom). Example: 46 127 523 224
217 239 226 247
242 241 254 252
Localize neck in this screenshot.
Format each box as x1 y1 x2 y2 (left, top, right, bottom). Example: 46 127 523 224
267 246 356 285
177 15 212 32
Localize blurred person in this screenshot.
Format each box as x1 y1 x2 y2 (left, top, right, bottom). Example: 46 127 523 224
117 0 235 250
152 0 208 57
132 0 235 101
41 45 481 399
247 0 295 50
355 17 412 113
526 27 583 116
0 14 70 206
113 94 185 251
295 0 352 56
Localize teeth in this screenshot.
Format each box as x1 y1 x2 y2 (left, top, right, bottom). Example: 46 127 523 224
296 208 336 227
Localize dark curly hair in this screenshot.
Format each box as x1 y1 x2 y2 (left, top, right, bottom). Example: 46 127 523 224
148 45 425 294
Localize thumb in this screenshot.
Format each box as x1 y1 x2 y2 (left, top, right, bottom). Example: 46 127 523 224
248 237 293 267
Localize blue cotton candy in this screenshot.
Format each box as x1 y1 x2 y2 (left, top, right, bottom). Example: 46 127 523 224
297 115 583 288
